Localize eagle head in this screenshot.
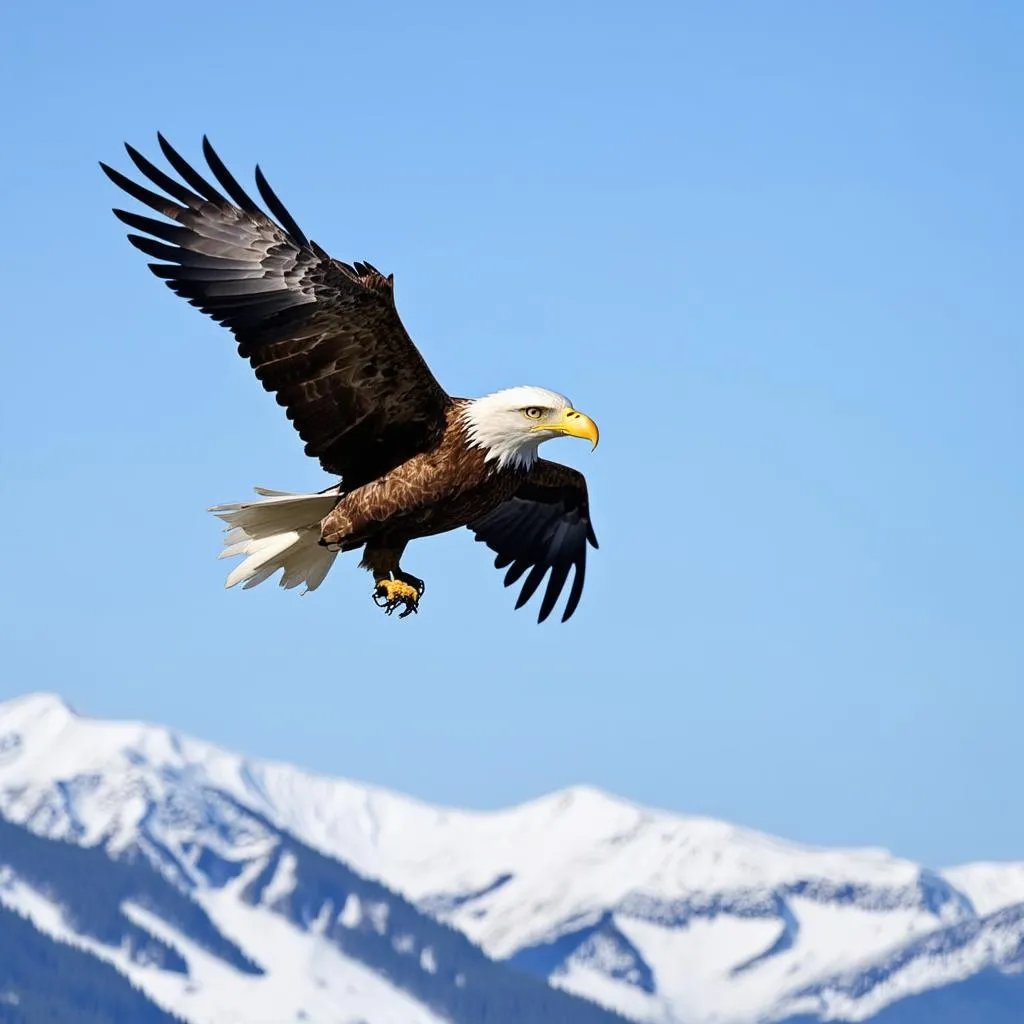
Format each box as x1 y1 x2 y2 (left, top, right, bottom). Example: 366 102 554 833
462 386 599 471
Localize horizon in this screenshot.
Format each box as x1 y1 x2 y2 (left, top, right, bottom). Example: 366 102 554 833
0 688 1005 872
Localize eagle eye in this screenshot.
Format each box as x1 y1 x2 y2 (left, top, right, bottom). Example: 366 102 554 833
523 406 543 420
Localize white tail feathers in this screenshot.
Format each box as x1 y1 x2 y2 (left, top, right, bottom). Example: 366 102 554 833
209 486 343 594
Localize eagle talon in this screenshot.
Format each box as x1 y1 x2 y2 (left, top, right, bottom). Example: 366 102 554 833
395 572 425 597
373 577 422 618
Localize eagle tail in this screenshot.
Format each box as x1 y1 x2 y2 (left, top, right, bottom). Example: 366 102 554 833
208 486 343 594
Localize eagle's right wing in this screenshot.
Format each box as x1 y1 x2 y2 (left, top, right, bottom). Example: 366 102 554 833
102 135 451 489
469 460 599 623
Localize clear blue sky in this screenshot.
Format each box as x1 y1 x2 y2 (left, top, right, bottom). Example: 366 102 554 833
1 1 1020 868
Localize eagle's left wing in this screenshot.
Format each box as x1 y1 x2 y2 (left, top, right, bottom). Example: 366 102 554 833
100 135 451 490
468 460 598 623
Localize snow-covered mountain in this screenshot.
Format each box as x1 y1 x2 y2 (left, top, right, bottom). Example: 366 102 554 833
1 692 1023 1024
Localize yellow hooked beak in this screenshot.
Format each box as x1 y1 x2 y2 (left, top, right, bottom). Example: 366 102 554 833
546 408 600 450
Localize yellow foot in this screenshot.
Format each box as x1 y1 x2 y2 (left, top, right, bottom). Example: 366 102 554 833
372 576 423 618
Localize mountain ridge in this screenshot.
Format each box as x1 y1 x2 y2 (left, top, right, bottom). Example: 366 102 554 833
2 691 1023 1024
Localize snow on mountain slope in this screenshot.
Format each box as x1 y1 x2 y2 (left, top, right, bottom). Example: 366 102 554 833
0 862 447 1024
1 692 1023 1024
942 863 1024 917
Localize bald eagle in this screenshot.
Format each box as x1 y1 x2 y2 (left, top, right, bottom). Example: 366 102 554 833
101 136 599 622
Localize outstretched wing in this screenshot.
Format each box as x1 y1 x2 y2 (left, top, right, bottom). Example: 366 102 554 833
469 460 598 623
101 134 451 488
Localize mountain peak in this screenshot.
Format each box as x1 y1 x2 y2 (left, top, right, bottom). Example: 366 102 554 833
528 783 626 813
0 691 76 729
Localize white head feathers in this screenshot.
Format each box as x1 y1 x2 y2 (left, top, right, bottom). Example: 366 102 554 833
460 386 574 471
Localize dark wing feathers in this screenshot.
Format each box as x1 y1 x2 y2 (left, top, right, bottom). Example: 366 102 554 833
101 134 450 486
253 164 310 246
469 460 598 623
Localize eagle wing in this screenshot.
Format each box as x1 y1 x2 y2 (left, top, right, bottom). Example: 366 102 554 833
468 459 598 623
101 135 451 488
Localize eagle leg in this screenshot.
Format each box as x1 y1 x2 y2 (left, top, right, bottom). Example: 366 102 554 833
362 542 423 618
372 575 423 618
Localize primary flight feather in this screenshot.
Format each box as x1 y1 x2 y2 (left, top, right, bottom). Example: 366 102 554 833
101 135 599 622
